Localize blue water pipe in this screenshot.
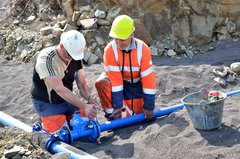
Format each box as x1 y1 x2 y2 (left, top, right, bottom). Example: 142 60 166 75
226 89 240 97
100 103 184 132
46 140 98 159
0 111 98 159
67 103 185 142
0 111 32 132
1 89 240 158
68 89 240 142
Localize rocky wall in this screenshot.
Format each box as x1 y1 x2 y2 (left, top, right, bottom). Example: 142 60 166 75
99 0 240 45
0 0 240 64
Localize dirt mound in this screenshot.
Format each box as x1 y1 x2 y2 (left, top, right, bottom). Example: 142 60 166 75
0 127 51 158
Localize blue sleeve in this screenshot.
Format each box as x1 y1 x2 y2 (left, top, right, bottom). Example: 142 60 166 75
143 94 155 110
112 90 123 109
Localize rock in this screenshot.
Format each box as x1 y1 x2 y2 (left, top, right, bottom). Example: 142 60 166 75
171 17 190 45
25 150 32 156
72 11 81 23
58 20 67 29
96 19 111 26
4 145 22 158
215 26 228 35
6 33 14 43
217 33 232 40
83 49 92 62
78 12 89 20
185 49 194 58
40 27 53 36
94 35 105 46
39 8 52 21
226 19 237 33
52 27 62 39
213 77 227 87
227 74 238 85
167 49 177 57
63 0 73 19
89 42 98 51
80 5 92 13
208 46 215 51
73 1 80 11
212 67 228 78
79 18 98 29
88 53 99 65
25 15 36 24
93 2 109 12
1 0 240 65
158 49 165 56
105 6 121 22
225 66 237 75
13 19 20 25
63 24 77 32
134 19 153 45
5 45 13 55
232 31 240 40
88 9 95 18
0 36 6 49
57 14 66 22
31 132 49 149
150 46 158 56
230 62 240 73
19 147 27 155
94 48 103 59
18 50 28 62
95 10 106 19
4 55 12 60
0 128 51 158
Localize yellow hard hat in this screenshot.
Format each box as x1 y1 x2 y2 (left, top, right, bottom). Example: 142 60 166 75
109 15 135 40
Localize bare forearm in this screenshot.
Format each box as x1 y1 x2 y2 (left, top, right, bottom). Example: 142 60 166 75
76 69 91 100
56 86 87 109
78 84 96 104
79 84 90 99
43 75 87 110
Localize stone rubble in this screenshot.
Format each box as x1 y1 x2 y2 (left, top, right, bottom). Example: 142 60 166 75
211 63 240 88
0 0 240 64
0 127 52 159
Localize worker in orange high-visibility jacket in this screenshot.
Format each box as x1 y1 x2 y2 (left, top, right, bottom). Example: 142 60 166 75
95 15 156 121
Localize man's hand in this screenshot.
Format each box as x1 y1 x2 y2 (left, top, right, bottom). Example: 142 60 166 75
143 109 154 121
84 104 97 120
109 108 122 120
86 94 96 104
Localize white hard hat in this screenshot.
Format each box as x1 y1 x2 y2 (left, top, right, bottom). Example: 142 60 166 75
60 30 86 60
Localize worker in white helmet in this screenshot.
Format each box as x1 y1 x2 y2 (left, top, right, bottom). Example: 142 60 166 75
31 30 97 134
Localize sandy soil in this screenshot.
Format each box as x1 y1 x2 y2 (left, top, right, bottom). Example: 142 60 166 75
0 40 240 159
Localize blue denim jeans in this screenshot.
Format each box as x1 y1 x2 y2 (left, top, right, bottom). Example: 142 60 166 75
32 98 76 117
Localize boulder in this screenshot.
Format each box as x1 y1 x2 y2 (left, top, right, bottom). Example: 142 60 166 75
230 62 240 73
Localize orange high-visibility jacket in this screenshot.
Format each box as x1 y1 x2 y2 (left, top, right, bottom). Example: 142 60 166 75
104 38 156 110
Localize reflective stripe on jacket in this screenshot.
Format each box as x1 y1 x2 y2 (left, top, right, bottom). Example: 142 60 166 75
103 38 156 110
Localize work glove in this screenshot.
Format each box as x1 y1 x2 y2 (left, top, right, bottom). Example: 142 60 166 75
143 109 154 121
107 108 122 120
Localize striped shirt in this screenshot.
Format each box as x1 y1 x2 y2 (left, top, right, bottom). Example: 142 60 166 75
31 46 83 103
